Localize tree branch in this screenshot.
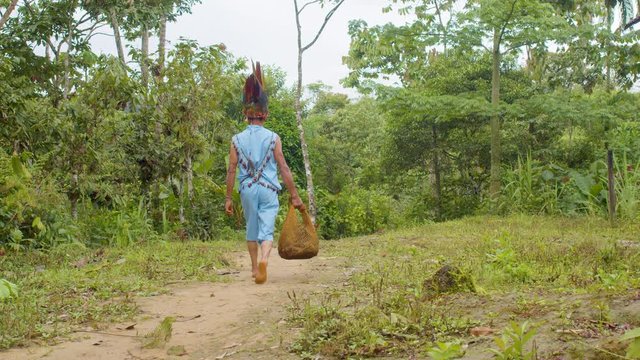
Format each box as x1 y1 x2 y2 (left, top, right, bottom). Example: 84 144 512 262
624 15 640 30
86 31 113 40
0 0 19 31
498 0 518 46
24 0 59 58
301 0 346 53
298 0 321 14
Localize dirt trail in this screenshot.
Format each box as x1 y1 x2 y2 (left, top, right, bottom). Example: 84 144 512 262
2 251 341 360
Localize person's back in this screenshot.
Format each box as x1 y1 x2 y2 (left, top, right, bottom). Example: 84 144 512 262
232 125 281 194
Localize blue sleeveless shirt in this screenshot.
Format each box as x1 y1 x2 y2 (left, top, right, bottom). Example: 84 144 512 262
232 125 282 193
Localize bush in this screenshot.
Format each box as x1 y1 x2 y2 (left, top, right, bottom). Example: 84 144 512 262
316 187 395 239
0 151 77 250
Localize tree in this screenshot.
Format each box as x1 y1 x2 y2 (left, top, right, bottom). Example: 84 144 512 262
293 0 346 223
343 0 461 91
158 41 240 223
343 0 462 217
459 0 566 202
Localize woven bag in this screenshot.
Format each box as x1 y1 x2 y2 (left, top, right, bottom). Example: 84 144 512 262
278 205 319 260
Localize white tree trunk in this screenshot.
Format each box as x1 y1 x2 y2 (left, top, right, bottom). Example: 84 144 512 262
141 26 149 88
110 9 126 65
295 49 318 222
158 15 167 74
292 0 345 223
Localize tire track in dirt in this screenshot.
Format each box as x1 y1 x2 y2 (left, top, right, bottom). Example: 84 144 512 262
1 251 341 360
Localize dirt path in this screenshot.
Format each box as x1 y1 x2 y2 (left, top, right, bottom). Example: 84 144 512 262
1 251 341 360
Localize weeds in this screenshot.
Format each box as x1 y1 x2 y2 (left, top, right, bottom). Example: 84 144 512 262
427 342 465 359
489 321 538 360
0 240 236 349
288 215 640 358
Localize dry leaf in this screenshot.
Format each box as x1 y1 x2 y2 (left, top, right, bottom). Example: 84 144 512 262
74 257 88 268
470 326 496 337
116 323 136 330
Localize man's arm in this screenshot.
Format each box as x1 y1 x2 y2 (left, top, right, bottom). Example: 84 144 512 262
225 142 238 215
274 137 305 209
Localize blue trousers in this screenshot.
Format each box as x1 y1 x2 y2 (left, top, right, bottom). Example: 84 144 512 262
240 184 279 244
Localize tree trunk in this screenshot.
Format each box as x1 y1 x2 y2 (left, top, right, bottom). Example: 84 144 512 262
141 26 149 88
489 28 502 202
151 18 167 222
186 152 193 201
71 171 79 219
431 123 442 221
158 15 167 74
0 0 19 31
295 49 317 223
109 9 126 65
178 175 186 224
293 0 318 223
63 23 73 99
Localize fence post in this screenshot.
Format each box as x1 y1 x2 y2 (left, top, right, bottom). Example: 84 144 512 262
607 149 616 225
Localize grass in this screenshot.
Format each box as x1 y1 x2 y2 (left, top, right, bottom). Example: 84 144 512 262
287 215 640 359
0 239 239 350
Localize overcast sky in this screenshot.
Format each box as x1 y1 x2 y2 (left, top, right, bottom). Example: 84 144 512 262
91 0 408 96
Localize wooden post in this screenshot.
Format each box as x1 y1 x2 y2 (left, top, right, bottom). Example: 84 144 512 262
607 149 616 225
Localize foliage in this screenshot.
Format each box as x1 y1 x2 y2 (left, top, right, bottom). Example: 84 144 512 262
427 341 465 359
316 187 395 239
621 327 640 359
0 279 18 301
489 321 538 360
0 150 77 250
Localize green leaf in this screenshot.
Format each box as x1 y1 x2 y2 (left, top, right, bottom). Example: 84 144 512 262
622 328 640 341
0 279 18 300
10 155 31 179
627 339 640 359
32 216 46 233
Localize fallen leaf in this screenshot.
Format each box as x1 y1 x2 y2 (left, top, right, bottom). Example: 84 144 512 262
116 323 136 330
116 258 126 265
93 340 103 346
470 326 496 337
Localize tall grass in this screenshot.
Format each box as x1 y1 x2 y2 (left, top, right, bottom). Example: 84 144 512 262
500 152 640 220
614 152 640 220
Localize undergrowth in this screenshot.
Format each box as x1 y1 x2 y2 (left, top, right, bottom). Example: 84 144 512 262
287 215 640 358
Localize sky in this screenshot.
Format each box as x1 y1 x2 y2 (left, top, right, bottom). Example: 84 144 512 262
91 0 408 97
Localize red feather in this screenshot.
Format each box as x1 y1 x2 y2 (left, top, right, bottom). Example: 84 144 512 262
243 60 268 118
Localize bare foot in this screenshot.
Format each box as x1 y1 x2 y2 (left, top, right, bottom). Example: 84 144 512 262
255 261 267 284
251 268 258 278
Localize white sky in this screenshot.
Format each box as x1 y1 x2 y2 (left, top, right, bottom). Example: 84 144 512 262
90 0 408 96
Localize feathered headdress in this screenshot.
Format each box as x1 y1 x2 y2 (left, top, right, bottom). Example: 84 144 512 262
243 61 268 119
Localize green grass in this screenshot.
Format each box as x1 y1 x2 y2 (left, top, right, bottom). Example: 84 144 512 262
0 239 239 349
287 215 640 359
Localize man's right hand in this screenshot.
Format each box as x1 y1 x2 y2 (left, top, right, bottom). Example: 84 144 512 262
225 198 233 216
292 195 305 211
